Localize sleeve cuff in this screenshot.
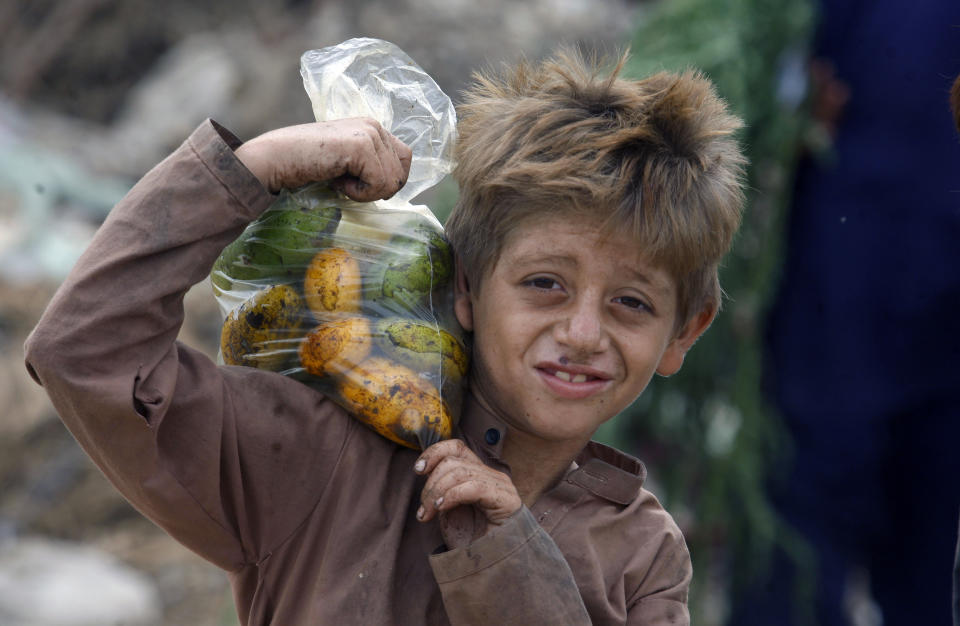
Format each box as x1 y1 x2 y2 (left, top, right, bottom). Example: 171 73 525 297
628 598 690 625
187 118 274 221
429 506 541 583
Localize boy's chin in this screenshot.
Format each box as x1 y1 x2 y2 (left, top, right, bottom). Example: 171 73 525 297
517 407 618 444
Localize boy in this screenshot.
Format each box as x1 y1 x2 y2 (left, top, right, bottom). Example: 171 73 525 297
24 50 744 624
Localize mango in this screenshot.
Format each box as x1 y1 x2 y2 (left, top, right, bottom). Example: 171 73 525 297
211 185 342 293
220 284 306 370
337 356 454 449
304 247 363 317
299 316 374 377
371 223 454 313
376 317 468 382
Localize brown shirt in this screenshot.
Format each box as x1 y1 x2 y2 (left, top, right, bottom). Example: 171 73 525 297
24 120 692 625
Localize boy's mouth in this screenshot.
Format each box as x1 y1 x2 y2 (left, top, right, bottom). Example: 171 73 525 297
537 361 610 381
534 362 612 399
545 369 595 383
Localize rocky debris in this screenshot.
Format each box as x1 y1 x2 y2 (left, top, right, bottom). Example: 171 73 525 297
10 0 638 181
0 537 161 626
0 278 229 625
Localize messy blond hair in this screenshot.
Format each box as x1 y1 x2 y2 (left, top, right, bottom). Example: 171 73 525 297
445 49 746 327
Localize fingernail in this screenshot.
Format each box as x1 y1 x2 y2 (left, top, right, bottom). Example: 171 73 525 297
416 505 425 521
434 497 444 508
414 459 425 473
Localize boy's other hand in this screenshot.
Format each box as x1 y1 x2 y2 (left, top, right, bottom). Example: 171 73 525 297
235 118 412 201
414 439 522 549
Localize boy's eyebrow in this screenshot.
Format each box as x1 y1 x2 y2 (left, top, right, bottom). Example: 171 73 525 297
512 252 578 268
622 267 673 296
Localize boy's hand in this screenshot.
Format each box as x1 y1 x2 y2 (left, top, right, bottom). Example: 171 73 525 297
235 118 412 201
414 439 522 549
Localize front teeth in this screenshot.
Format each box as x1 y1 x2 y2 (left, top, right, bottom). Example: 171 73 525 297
554 371 587 383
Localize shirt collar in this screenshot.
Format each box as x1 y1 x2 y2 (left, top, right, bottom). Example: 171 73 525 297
456 393 646 505
456 392 508 462
570 441 647 505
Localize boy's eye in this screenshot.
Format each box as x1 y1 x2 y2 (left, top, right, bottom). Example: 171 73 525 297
526 277 561 290
614 295 651 313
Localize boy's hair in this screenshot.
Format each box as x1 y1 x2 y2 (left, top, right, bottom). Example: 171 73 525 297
445 49 746 328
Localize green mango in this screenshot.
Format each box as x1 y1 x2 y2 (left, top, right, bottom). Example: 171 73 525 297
375 317 468 383
374 223 454 312
212 184 342 293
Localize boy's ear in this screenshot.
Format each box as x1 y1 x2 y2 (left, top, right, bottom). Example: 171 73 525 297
453 259 474 332
656 304 717 377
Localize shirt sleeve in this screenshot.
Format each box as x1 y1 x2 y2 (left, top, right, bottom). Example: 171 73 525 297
429 506 592 625
626 518 692 626
23 119 353 572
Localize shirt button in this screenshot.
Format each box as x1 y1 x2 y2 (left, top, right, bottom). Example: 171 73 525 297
484 428 501 445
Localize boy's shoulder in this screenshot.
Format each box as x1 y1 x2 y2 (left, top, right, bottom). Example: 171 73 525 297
566 441 684 535
568 441 687 550
560 441 691 607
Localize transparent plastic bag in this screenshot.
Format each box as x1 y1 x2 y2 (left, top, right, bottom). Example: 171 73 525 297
212 38 465 450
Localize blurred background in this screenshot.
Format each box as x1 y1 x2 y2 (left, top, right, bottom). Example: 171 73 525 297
1 1 958 625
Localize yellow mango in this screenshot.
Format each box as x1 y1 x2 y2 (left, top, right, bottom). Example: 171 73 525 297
337 356 453 450
220 284 305 370
299 317 373 377
304 247 363 317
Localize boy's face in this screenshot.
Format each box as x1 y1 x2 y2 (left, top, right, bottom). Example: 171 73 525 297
455 214 713 447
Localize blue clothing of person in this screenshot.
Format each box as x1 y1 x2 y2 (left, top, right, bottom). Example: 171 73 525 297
730 1 960 624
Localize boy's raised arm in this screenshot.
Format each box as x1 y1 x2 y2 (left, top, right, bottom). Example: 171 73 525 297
23 118 410 570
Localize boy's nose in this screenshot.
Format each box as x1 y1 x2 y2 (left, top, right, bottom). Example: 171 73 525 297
555 302 609 357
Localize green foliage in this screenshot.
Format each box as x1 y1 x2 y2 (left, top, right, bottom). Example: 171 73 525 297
594 0 820 619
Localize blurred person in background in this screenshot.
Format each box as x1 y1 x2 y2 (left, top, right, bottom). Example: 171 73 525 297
951 68 960 626
729 1 960 625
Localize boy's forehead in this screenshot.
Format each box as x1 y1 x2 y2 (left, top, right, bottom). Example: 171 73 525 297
493 214 676 292
498 213 627 258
